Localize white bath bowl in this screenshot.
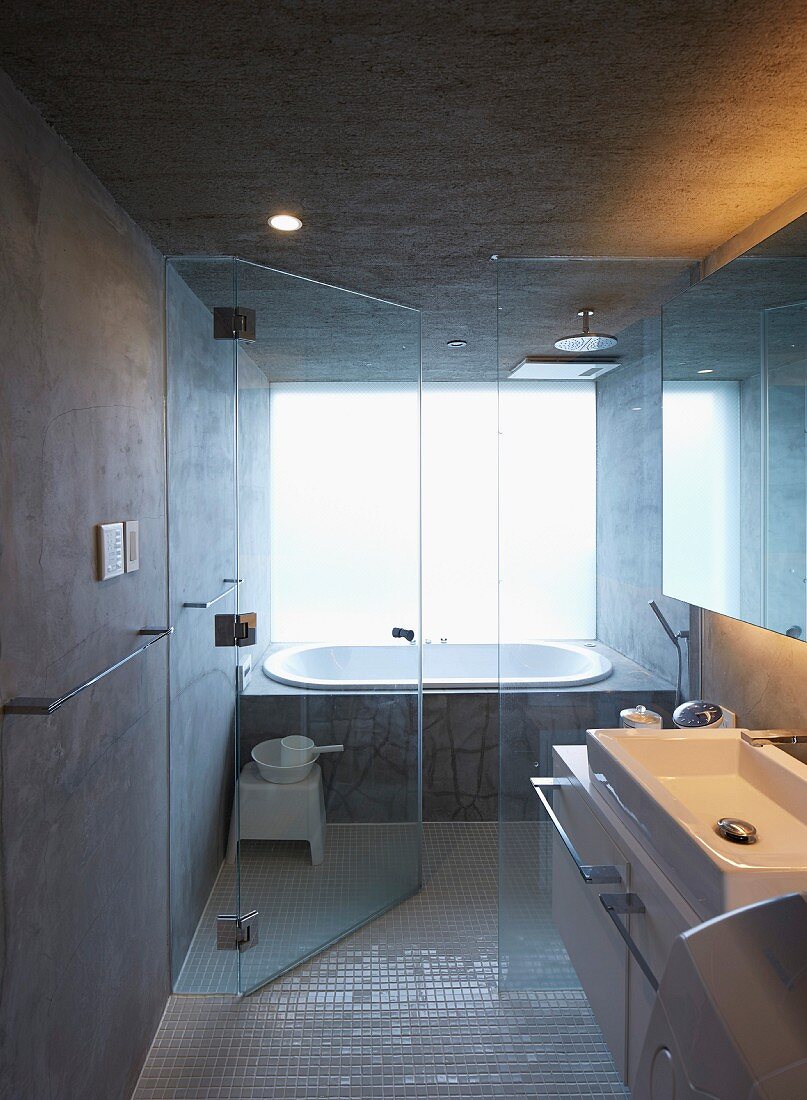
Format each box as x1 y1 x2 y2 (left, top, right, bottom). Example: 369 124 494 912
251 738 315 784
263 640 613 691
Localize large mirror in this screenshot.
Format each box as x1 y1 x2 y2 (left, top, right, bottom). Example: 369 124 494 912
662 213 807 640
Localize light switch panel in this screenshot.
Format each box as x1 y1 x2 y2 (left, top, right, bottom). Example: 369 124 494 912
124 520 140 572
97 522 124 580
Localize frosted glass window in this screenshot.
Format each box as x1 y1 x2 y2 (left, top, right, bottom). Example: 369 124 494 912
499 381 597 639
422 384 499 642
269 383 419 642
270 381 597 643
663 381 741 616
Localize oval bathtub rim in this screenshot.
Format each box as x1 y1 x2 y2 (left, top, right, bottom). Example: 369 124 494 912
261 641 614 692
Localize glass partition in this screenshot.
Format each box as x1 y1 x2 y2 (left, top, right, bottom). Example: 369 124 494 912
496 257 692 991
166 257 240 994
234 260 422 993
166 257 422 995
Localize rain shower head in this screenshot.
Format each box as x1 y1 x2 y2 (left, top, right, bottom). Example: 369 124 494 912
554 309 617 354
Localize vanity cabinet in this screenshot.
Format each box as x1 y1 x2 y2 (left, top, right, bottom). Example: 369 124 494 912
550 776 630 1077
549 747 700 1089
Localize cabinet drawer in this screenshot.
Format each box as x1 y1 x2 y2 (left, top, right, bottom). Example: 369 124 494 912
625 850 698 1086
547 749 701 1091
548 779 631 1081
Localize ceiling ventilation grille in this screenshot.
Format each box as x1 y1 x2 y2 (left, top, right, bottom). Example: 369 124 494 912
508 357 620 381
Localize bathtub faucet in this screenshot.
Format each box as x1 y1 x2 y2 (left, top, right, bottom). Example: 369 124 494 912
392 626 415 643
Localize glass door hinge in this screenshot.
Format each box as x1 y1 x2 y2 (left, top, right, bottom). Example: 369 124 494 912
216 910 259 952
213 307 256 340
214 612 257 647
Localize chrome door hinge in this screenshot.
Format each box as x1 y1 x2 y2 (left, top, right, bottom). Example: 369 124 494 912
215 611 257 648
217 910 259 952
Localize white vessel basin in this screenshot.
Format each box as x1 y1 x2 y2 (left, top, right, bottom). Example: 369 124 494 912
586 727 807 919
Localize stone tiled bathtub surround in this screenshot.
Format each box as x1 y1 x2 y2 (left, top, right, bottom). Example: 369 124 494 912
135 824 628 1099
240 642 675 822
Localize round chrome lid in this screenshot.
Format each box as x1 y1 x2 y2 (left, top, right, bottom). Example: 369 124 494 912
673 700 724 728
716 817 758 844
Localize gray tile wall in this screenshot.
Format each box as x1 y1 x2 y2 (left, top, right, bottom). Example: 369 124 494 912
240 681 675 823
596 316 695 693
0 72 169 1099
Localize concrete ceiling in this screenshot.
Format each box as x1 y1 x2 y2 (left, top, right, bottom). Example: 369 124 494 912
2 1 807 379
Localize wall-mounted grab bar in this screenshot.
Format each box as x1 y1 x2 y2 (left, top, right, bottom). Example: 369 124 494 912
599 893 659 991
183 579 241 609
3 627 173 716
531 778 622 885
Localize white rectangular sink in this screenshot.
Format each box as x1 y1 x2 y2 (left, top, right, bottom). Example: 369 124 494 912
586 728 807 919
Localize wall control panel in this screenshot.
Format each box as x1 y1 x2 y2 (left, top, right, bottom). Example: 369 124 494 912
97 522 125 580
124 519 140 572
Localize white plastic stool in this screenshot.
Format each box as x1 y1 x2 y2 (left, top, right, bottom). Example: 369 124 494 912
226 761 326 865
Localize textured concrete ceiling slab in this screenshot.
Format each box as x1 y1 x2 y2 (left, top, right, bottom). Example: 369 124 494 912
2 1 807 378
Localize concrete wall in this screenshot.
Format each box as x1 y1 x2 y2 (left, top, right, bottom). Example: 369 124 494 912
765 378 806 636
0 72 169 1099
703 612 807 726
738 375 763 623
596 317 694 693
237 349 272 671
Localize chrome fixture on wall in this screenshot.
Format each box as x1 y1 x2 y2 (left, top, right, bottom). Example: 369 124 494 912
648 600 689 707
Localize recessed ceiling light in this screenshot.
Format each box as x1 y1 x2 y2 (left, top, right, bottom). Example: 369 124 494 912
447 340 467 348
269 213 302 232
631 407 642 411
697 368 714 374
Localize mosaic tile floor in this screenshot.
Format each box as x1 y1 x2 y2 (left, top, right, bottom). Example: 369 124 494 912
135 824 628 1099
176 824 421 994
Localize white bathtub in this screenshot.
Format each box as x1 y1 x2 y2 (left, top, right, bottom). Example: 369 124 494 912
262 641 613 691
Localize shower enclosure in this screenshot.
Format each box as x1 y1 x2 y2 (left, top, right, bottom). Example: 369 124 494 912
495 257 691 993
166 257 422 994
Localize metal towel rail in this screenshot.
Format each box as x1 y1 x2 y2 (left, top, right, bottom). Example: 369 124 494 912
3 627 172 716
531 777 622 885
183 579 241 609
599 893 659 991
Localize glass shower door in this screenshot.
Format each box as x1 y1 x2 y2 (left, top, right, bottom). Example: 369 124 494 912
166 256 242 995
233 260 422 993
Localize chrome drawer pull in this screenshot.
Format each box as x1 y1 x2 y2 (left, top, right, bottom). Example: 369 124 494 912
531 777 622 885
599 893 659 991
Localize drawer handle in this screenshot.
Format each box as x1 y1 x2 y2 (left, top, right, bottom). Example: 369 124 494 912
599 893 659 991
531 778 622 885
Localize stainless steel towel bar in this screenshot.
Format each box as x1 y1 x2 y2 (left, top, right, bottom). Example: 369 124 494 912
531 777 623 885
3 627 173 716
599 893 659 991
183 579 242 609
